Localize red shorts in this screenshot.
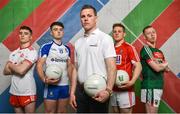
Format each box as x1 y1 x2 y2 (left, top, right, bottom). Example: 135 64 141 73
9 95 37 107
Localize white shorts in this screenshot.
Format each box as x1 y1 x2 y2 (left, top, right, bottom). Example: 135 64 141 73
110 91 135 108
141 89 163 107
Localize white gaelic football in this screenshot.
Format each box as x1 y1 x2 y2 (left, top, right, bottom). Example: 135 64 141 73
45 64 63 79
84 74 107 97
115 70 129 86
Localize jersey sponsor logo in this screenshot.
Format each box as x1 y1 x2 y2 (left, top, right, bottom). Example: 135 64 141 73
51 58 67 63
116 54 122 65
89 44 98 47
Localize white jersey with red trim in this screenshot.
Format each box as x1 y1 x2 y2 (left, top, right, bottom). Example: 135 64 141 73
9 46 38 96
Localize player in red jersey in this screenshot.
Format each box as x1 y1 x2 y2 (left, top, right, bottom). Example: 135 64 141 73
110 23 142 113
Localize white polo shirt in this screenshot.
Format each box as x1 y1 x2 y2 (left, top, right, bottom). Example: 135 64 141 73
9 46 38 96
75 28 116 84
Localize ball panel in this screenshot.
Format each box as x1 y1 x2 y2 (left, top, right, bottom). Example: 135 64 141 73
45 65 63 79
115 70 129 86
84 74 106 97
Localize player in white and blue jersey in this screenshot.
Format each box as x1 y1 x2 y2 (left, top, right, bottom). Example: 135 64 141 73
36 22 76 113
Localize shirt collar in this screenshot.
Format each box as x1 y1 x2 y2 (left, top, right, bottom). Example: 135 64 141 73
84 28 99 37
53 40 62 46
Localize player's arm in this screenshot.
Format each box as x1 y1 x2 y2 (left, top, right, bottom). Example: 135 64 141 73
147 59 168 72
69 61 78 110
121 46 142 88
3 61 13 75
36 57 60 84
103 37 117 92
8 60 34 76
67 59 72 81
36 57 46 82
164 64 170 72
163 59 170 72
94 57 116 102
105 57 117 92
129 47 142 85
130 61 142 84
120 61 142 89
67 59 77 94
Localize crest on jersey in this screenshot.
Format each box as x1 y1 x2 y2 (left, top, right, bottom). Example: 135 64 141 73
59 48 63 54
116 54 122 65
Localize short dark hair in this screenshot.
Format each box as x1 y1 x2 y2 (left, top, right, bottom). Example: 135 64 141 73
50 22 64 30
20 26 32 34
81 4 97 16
143 25 152 34
113 23 125 32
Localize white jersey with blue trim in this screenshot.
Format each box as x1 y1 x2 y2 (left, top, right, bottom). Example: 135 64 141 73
39 40 70 86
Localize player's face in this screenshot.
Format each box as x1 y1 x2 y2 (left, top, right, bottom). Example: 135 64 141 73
80 8 97 33
144 27 157 43
112 26 125 42
51 25 64 40
19 29 32 44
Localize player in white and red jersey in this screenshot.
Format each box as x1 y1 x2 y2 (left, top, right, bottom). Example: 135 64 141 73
110 23 142 113
36 22 76 113
3 26 38 113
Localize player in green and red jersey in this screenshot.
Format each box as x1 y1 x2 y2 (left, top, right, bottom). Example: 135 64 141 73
140 25 170 113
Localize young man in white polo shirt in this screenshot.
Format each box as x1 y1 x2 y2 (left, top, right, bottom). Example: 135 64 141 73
69 4 117 113
3 26 37 113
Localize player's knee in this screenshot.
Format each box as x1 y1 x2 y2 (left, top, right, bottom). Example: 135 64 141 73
45 108 56 113
57 108 67 113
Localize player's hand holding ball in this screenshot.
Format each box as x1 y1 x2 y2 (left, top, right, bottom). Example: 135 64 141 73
45 64 63 84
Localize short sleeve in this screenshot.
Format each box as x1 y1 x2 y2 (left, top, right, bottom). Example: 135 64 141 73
102 35 116 58
38 43 52 58
64 45 71 58
25 49 38 64
140 46 152 63
128 45 140 63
